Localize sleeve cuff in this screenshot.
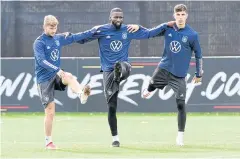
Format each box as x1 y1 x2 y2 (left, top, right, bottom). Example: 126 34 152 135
195 72 202 78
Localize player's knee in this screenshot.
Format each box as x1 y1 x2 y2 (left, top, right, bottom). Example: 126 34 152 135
64 72 73 79
107 93 118 107
61 72 73 84
176 99 185 111
108 97 117 114
45 103 55 118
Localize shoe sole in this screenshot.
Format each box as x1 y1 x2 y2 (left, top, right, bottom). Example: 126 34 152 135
112 145 120 147
112 144 120 147
46 148 58 150
45 146 58 150
84 85 91 96
81 85 91 104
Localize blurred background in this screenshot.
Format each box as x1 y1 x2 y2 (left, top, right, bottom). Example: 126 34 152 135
1 1 240 57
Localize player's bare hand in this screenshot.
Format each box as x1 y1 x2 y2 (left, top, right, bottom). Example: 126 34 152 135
62 32 70 39
127 24 140 33
57 69 65 78
193 76 202 84
167 21 176 27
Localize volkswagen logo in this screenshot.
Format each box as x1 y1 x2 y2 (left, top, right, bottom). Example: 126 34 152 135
169 41 181 53
50 49 59 61
110 40 123 52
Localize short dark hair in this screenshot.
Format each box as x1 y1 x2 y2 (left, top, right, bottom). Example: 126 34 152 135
110 8 123 15
174 4 187 13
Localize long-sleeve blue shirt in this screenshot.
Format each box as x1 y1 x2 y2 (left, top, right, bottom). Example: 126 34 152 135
33 28 97 83
151 23 202 78
78 23 167 72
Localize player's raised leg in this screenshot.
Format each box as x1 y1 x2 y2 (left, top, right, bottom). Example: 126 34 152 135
142 68 168 98
60 71 91 104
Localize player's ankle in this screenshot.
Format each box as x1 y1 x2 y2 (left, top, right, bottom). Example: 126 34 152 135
45 136 52 146
112 135 119 142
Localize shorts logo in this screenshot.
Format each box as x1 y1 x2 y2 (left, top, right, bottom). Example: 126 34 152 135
182 36 188 43
55 40 60 46
122 32 127 39
50 49 59 61
110 40 123 52
169 41 181 53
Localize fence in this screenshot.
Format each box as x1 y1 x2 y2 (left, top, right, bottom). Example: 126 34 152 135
1 1 240 57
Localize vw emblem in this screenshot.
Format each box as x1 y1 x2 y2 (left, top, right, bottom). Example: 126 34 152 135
122 32 127 39
55 40 60 46
50 49 59 61
110 40 123 52
182 36 188 43
169 41 181 53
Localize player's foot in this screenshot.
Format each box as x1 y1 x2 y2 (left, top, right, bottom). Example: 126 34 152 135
80 85 91 104
176 132 184 146
112 141 120 147
141 88 152 98
45 142 57 150
113 61 122 83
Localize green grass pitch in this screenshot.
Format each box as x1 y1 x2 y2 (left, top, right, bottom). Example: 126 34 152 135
1 113 240 158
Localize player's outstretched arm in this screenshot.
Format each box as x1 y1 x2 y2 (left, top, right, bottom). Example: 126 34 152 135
58 25 102 46
77 25 105 44
126 21 175 40
147 21 175 38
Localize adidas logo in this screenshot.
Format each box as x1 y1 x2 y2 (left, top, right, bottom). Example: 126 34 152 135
168 33 172 37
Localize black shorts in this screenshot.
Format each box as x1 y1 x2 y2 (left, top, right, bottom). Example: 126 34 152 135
150 67 186 100
103 62 131 103
37 75 67 108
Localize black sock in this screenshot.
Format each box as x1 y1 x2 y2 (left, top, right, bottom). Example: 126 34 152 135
176 99 186 132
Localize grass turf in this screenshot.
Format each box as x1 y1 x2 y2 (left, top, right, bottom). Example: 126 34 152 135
1 113 240 158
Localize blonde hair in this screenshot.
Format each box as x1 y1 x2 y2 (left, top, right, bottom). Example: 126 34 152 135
174 4 187 13
43 15 59 27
